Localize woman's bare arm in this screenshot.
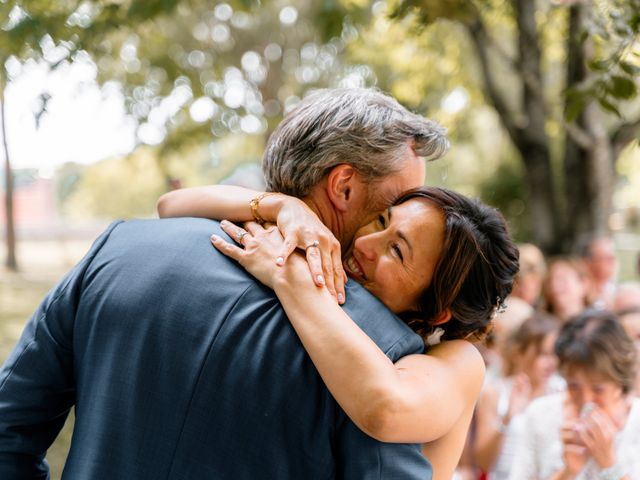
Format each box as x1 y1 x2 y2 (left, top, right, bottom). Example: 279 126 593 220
213 221 485 443
158 185 275 221
277 266 484 442
158 185 346 301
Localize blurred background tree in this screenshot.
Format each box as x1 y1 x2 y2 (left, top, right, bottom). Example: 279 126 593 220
1 0 640 272
376 0 640 252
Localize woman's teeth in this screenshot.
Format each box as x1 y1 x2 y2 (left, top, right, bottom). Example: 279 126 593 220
346 256 364 278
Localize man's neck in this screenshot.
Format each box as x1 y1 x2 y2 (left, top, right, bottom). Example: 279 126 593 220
302 189 346 248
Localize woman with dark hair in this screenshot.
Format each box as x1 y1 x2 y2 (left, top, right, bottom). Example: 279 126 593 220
159 185 519 478
509 310 640 480
473 313 563 479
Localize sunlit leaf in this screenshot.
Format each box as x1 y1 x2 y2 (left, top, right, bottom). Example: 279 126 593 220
564 89 587 122
620 61 640 75
597 96 622 117
587 59 610 72
608 75 637 99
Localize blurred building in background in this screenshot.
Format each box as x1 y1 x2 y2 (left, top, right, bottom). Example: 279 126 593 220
0 169 57 237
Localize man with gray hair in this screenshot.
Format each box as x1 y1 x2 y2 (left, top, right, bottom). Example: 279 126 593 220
262 88 447 251
0 88 447 479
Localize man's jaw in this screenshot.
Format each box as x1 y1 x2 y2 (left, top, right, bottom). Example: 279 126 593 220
302 189 348 248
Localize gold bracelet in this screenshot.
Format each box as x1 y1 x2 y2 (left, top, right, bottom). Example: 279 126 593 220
249 192 277 225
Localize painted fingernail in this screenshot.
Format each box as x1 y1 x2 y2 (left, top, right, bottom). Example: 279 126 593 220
220 220 228 226
210 234 219 242
337 293 345 303
316 275 325 286
276 256 285 265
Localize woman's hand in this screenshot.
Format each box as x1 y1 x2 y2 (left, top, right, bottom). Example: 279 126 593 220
560 420 589 475
273 197 347 304
578 407 618 469
210 220 316 291
507 374 532 420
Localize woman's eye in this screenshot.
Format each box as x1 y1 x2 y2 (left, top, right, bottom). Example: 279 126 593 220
393 244 404 262
378 214 386 227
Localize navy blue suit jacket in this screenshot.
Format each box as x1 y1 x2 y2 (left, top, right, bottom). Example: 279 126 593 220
0 218 432 479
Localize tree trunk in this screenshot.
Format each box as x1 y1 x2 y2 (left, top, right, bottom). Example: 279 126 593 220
563 4 614 250
513 0 561 252
1 71 17 271
467 1 561 251
563 4 592 249
583 103 614 236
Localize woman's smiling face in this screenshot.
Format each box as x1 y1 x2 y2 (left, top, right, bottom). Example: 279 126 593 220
342 198 446 314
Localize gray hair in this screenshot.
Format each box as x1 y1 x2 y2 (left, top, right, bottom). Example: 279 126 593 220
262 88 449 197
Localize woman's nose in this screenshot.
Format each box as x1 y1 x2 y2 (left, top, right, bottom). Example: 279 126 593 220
579 390 594 406
354 233 380 262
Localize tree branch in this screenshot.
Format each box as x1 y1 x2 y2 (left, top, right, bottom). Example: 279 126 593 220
483 29 518 71
513 0 548 146
611 117 640 159
466 19 523 144
564 120 594 149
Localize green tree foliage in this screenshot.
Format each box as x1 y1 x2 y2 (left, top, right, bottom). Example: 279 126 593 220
2 0 369 162
3 0 639 255
369 0 640 252
1 0 366 259
62 149 167 219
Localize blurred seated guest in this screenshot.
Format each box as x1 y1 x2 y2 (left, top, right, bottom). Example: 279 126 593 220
480 297 534 383
474 313 563 479
509 310 640 480
456 298 533 478
511 243 546 308
579 235 618 308
543 257 593 322
613 282 640 313
619 309 640 395
614 283 640 394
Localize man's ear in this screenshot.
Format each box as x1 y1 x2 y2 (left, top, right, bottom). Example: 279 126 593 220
325 164 364 212
432 308 452 326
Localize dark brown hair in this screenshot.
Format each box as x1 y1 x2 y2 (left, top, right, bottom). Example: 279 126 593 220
395 187 520 342
555 309 637 394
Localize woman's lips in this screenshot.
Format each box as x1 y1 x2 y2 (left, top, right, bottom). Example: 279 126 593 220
344 255 365 281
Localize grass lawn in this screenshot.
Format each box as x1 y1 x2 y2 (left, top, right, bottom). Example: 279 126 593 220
1 239 95 479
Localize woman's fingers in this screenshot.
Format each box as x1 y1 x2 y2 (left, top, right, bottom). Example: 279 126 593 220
271 218 344 303
564 443 588 458
330 241 346 304
305 242 326 288
577 425 595 452
211 234 245 262
243 221 266 236
277 235 298 266
318 241 337 300
220 220 250 246
561 422 583 445
583 409 615 447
